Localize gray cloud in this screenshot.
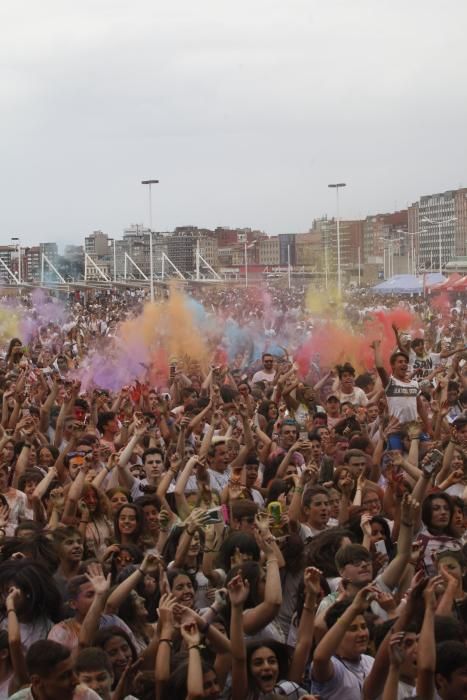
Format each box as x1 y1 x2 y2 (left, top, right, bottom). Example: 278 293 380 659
1 0 466 246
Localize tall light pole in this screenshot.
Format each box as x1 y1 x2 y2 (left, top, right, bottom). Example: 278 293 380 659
244 241 256 288
287 244 291 289
11 237 21 285
109 238 117 283
141 179 159 302
421 216 456 274
328 183 346 294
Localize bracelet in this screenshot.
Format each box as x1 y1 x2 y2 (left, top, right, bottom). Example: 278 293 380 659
303 605 316 613
159 638 173 647
401 521 412 527
186 529 195 537
410 437 420 441
7 609 16 615
80 520 89 525
188 644 202 651
266 558 278 565
104 465 110 473
138 568 146 576
23 443 31 448
294 487 304 494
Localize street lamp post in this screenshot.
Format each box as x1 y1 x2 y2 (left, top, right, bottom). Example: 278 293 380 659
11 237 21 285
287 244 291 289
328 183 346 294
109 238 117 283
141 179 159 302
421 216 457 274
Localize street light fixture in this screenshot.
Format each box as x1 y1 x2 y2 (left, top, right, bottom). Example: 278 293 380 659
141 179 160 302
328 183 346 294
421 216 457 274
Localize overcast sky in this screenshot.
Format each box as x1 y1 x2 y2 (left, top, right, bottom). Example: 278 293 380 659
1 0 466 247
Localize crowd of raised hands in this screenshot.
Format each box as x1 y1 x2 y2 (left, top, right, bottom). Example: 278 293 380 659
0 286 466 699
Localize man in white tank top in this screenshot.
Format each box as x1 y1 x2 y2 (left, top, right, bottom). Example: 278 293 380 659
371 341 426 450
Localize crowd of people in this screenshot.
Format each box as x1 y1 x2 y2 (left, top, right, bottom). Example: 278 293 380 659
0 281 466 700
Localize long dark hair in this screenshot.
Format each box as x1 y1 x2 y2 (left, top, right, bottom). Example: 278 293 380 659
305 528 354 578
162 525 205 569
0 560 62 623
246 639 289 695
422 492 455 535
114 503 145 544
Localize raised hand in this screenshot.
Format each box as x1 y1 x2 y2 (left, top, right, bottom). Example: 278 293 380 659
157 593 177 631
360 512 373 538
254 528 276 558
85 563 111 597
388 631 406 667
303 566 322 598
180 620 201 649
6 586 21 611
140 552 161 574
400 493 419 527
227 574 250 608
423 575 444 611
351 584 379 614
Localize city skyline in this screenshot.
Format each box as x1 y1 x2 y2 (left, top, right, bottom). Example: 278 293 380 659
1 0 467 245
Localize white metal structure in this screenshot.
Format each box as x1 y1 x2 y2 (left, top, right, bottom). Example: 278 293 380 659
41 254 67 284
123 253 149 281
195 240 221 281
0 258 19 284
161 252 185 280
84 253 111 282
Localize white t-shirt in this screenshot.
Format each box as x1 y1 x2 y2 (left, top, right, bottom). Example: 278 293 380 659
335 386 369 407
252 369 276 384
311 654 374 700
385 375 419 423
9 685 100 700
409 350 441 379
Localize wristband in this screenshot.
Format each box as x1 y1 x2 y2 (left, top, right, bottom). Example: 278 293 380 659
294 487 304 494
7 609 16 615
80 520 89 525
188 644 202 651
303 604 316 613
104 465 110 473
266 558 278 566
138 567 146 576
159 638 173 647
186 528 195 537
401 521 412 527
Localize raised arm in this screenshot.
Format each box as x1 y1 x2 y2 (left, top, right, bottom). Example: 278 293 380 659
416 576 438 700
242 531 281 635
380 494 418 590
227 575 249 700
289 566 321 684
78 564 111 648
106 553 158 614
116 420 146 490
6 586 28 689
372 340 389 389
312 585 375 683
